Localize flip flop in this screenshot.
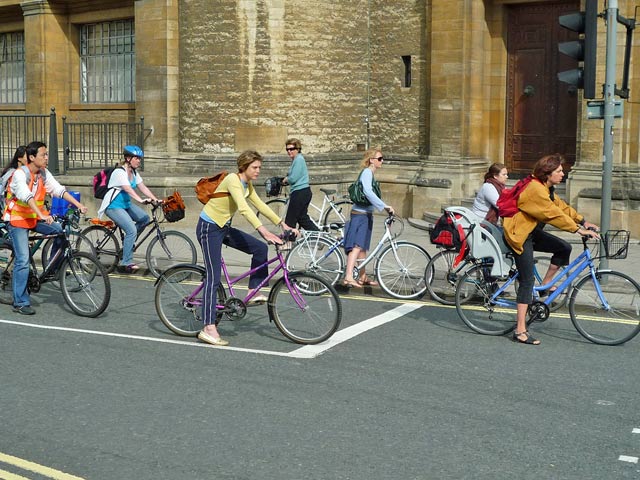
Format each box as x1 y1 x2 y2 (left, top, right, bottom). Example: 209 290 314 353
359 279 379 287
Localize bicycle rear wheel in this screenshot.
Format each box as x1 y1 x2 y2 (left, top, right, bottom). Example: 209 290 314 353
146 230 197 278
569 270 640 345
286 233 345 287
425 249 468 305
60 252 111 317
268 272 341 344
155 265 227 336
375 241 430 299
322 199 352 232
455 263 517 335
80 225 120 273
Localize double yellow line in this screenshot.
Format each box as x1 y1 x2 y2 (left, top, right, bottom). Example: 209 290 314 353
0 452 84 480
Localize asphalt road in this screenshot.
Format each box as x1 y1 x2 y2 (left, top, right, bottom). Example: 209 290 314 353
0 273 639 480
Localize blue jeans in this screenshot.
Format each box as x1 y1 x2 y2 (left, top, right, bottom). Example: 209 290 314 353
8 221 63 307
106 204 149 266
196 218 268 325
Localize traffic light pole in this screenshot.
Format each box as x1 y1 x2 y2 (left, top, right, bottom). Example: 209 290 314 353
599 0 619 268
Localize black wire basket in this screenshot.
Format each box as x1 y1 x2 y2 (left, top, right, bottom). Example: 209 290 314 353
603 230 630 259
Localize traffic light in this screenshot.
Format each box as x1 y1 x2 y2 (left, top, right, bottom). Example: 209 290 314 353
557 0 598 99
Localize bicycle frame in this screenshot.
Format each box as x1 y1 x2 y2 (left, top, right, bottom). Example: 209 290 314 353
297 214 398 273
488 246 598 309
183 247 309 312
96 204 168 256
269 190 349 231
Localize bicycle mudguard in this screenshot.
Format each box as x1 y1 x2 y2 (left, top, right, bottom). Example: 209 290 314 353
153 263 205 286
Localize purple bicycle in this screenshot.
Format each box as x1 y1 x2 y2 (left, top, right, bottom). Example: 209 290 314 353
154 239 342 344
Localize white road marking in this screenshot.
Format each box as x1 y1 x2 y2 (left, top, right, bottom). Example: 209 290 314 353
632 428 640 434
290 303 423 358
0 303 422 359
618 455 639 464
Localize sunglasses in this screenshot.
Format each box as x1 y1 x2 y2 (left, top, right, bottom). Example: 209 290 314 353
286 147 298 152
372 156 384 162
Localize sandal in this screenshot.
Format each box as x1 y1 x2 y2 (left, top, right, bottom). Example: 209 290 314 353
512 330 541 345
359 278 379 287
342 279 363 289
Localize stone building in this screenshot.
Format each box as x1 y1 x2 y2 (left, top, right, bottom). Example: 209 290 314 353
0 0 638 231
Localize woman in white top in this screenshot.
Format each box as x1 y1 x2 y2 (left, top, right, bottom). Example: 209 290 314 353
471 163 508 224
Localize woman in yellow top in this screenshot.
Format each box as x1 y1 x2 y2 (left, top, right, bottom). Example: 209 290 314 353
196 150 297 346
503 154 598 345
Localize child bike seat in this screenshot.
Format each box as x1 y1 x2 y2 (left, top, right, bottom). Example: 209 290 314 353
445 206 513 278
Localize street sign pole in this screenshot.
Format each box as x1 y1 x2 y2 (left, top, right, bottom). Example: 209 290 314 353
599 0 618 269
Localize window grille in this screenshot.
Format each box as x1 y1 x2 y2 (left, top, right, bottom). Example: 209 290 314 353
80 19 135 103
0 32 25 104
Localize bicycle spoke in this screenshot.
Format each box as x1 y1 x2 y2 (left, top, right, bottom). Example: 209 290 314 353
60 252 111 317
570 271 640 345
268 272 341 344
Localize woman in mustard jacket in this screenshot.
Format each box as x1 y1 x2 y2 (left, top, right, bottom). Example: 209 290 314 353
503 154 599 345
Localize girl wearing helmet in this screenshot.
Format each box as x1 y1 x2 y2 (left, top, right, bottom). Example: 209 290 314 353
97 145 160 273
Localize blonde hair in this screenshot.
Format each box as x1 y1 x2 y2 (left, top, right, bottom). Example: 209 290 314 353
360 146 382 169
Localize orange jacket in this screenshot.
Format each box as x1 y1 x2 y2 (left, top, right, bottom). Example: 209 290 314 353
503 179 583 255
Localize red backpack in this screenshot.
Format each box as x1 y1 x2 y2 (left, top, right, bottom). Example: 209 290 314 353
497 175 533 218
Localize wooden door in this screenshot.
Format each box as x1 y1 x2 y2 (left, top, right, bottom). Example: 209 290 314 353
505 1 579 176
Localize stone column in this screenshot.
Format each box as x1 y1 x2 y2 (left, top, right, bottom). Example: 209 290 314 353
413 0 490 214
134 0 179 155
21 0 70 116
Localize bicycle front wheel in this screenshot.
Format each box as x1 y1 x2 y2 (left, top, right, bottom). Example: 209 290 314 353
286 233 345 287
425 249 468 305
60 252 111 317
146 230 197 278
455 263 517 335
322 200 352 232
41 232 97 271
155 264 210 336
569 270 640 345
375 241 430 299
81 225 120 273
268 272 341 344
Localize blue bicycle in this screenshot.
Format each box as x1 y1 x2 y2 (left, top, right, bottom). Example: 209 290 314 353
454 230 640 345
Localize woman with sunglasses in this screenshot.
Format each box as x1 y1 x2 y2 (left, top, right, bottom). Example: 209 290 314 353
282 138 318 231
342 147 394 288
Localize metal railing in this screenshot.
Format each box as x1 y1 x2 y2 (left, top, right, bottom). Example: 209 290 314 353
62 116 144 172
0 107 59 172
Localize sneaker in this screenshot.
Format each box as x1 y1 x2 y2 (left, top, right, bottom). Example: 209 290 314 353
119 264 140 274
13 305 35 315
247 294 268 305
197 330 229 346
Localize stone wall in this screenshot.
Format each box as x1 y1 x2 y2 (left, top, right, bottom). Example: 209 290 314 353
179 0 428 156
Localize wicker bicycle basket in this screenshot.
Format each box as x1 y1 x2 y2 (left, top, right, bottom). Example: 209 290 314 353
603 230 630 259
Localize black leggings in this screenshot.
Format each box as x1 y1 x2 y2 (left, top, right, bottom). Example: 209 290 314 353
513 225 572 304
